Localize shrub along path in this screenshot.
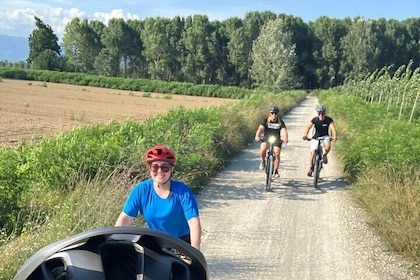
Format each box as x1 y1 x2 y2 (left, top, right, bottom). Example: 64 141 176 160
198 96 416 279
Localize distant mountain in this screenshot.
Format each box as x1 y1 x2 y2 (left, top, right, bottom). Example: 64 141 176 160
0 34 29 62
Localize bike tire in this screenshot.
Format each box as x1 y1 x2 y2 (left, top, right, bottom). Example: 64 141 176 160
313 154 321 188
265 155 274 191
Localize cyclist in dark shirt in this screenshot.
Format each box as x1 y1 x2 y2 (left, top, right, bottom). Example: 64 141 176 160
303 104 337 177
255 105 289 178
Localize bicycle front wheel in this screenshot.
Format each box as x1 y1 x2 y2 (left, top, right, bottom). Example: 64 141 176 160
265 155 274 191
313 154 321 188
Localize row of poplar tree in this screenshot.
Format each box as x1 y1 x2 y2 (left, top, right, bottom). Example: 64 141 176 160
22 11 420 91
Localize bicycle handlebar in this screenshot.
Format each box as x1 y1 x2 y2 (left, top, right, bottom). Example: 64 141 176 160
14 227 209 280
303 136 334 141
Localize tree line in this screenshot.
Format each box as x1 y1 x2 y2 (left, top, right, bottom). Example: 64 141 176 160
2 11 419 91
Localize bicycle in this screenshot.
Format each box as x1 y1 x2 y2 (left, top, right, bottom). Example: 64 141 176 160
264 135 277 191
305 136 331 189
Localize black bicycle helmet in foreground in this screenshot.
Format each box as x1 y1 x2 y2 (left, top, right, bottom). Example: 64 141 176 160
14 227 208 280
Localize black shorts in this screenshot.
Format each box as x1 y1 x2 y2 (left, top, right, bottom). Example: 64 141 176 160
262 139 283 148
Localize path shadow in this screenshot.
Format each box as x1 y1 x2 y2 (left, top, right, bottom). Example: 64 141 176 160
267 176 348 199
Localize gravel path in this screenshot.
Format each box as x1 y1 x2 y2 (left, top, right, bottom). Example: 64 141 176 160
198 97 416 280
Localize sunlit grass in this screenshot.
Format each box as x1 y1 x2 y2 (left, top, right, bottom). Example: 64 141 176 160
351 166 420 274
0 169 145 279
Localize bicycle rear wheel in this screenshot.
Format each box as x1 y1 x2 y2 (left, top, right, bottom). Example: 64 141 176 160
265 155 274 191
313 154 321 188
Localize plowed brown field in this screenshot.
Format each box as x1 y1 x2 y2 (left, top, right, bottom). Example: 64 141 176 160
0 79 237 148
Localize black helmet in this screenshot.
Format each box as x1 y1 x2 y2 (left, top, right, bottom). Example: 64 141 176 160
316 104 326 114
269 105 279 113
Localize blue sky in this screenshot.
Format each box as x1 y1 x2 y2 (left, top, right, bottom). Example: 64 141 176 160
1 0 419 39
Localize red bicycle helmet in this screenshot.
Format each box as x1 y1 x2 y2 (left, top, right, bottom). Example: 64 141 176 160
145 145 176 165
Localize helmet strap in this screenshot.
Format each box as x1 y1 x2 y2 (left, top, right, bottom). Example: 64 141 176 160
157 174 172 188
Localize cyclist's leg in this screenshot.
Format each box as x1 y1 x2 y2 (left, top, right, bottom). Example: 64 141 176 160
321 137 331 163
260 142 268 162
309 140 318 166
259 142 268 169
309 150 316 167
273 145 281 171
308 140 317 175
323 138 331 155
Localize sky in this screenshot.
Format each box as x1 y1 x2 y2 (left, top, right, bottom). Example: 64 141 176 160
1 0 419 39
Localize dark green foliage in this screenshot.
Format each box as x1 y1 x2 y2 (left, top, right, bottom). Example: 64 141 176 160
27 16 61 70
319 85 420 270
0 68 251 99
2 14 420 90
0 69 32 80
319 91 419 181
0 148 26 236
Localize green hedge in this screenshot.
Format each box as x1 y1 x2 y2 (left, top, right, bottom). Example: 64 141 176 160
0 68 256 99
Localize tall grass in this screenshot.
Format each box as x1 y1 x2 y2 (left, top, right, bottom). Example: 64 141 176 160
0 90 307 279
319 89 420 275
0 169 143 278
353 167 419 267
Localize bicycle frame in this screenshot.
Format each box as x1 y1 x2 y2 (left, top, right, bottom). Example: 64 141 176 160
312 138 324 189
265 135 276 191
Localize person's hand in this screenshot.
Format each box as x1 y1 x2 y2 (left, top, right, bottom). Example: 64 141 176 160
255 136 260 142
302 136 308 140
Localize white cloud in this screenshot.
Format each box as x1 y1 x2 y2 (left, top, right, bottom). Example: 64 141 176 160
92 9 139 24
0 1 139 39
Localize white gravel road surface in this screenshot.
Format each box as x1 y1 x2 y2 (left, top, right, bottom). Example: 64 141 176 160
198 97 416 280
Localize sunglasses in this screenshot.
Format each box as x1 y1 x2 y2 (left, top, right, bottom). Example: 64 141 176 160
270 112 278 115
149 164 172 173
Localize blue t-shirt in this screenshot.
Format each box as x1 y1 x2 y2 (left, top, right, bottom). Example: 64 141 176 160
122 179 199 238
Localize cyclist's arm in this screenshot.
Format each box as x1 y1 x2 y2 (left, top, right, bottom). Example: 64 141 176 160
255 124 265 141
115 212 134 226
329 121 337 141
188 216 202 250
281 127 289 144
302 121 313 139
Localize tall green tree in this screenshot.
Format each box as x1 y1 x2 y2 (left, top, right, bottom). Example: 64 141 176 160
223 17 247 86
167 16 185 81
340 17 379 81
205 20 228 85
141 17 175 81
310 16 348 88
62 17 103 73
89 20 107 39
374 18 409 70
242 11 277 88
278 14 314 89
27 16 61 70
401 18 420 69
95 18 142 77
126 19 147 78
250 18 299 92
180 15 213 84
